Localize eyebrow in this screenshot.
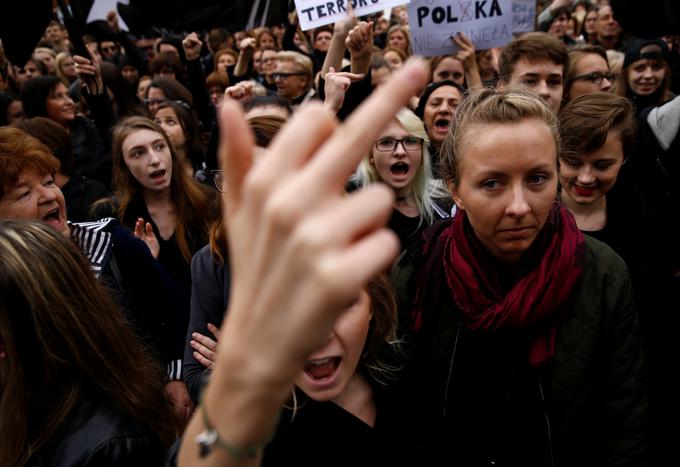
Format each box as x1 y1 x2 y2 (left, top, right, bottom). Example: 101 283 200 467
127 139 165 153
520 72 563 78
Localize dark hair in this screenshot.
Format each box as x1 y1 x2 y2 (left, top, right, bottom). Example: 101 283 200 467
156 36 187 63
16 117 75 175
415 80 465 119
539 6 572 32
242 95 293 116
498 32 570 84
559 92 637 163
100 61 148 118
20 75 62 118
0 221 176 465
149 51 187 81
208 28 233 53
146 77 193 107
0 92 20 127
153 100 205 172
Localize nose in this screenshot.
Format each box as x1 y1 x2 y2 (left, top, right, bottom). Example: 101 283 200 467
576 166 596 184
437 102 451 114
393 141 408 156
642 66 654 79
149 150 161 165
37 184 58 203
506 184 530 218
536 80 551 101
600 77 612 92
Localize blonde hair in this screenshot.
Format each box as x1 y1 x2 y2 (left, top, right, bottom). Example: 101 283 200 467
356 108 446 225
55 52 75 85
386 25 413 57
276 51 313 92
442 88 560 186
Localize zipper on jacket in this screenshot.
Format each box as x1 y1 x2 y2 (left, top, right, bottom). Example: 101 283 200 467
538 381 556 467
443 322 463 417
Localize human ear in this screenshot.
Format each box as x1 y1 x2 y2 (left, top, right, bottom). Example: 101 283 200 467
446 180 465 209
448 180 465 210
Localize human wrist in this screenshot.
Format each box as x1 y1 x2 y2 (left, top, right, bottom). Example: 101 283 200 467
204 351 285 449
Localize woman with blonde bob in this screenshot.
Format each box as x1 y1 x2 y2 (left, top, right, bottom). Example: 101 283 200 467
355 108 450 250
0 221 177 466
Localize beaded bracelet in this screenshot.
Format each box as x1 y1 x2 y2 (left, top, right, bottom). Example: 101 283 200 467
195 390 276 459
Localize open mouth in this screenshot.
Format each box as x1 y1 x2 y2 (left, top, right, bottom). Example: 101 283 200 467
390 162 410 177
434 118 451 131
150 169 166 180
43 208 60 222
303 356 341 381
42 208 63 230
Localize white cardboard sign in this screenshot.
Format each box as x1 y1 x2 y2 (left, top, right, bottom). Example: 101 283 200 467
407 0 513 57
512 0 536 33
296 0 410 31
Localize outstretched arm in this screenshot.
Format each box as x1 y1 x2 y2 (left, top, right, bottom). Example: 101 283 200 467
177 59 428 466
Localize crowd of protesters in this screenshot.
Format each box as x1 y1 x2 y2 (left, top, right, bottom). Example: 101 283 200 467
0 1 678 465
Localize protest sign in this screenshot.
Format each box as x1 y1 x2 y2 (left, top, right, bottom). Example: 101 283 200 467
512 0 535 33
407 0 513 57
296 0 408 31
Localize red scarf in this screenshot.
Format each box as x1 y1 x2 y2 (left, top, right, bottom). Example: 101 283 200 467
412 202 585 367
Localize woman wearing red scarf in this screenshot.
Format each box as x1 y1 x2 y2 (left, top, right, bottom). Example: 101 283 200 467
396 88 648 466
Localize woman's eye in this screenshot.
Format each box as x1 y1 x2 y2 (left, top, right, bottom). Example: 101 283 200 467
18 190 31 200
528 174 548 185
482 180 500 190
155 143 166 151
594 162 614 170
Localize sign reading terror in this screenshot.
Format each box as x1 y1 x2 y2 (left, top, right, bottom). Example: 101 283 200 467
295 0 410 31
407 0 513 56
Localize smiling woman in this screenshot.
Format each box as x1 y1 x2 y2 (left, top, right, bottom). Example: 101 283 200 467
21 76 110 184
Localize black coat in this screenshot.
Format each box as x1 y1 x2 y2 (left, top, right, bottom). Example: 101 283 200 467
27 398 163 467
393 234 648 466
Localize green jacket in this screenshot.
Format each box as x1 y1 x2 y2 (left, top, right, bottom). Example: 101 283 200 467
393 235 648 466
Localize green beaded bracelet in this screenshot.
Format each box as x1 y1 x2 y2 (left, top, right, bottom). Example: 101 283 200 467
195 389 276 460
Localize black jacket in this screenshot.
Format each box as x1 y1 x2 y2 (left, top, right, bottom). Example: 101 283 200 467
394 234 649 466
27 398 164 467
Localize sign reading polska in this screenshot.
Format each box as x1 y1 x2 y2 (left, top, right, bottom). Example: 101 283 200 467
296 0 410 31
407 0 513 57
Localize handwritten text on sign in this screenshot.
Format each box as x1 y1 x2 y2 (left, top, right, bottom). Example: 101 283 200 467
407 0 513 57
296 0 409 31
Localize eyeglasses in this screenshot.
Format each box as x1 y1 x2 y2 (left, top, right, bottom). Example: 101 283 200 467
272 72 304 80
211 170 225 192
374 136 424 152
569 71 615 84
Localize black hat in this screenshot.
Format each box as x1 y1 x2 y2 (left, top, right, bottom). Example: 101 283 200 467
623 38 669 68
